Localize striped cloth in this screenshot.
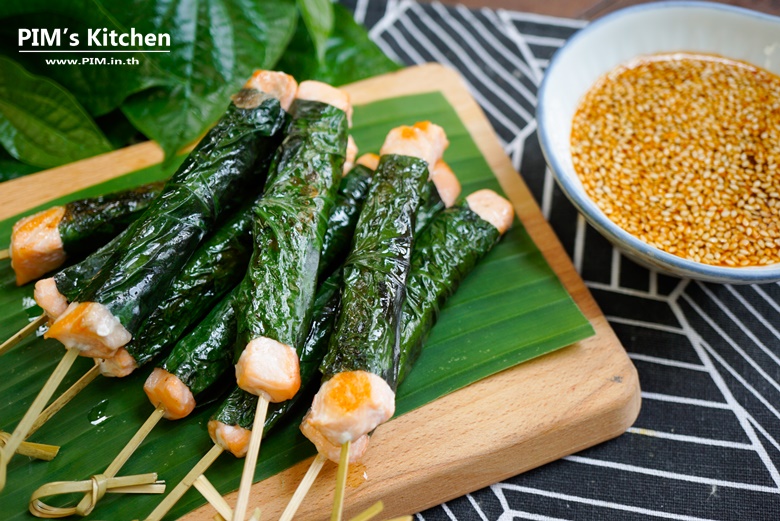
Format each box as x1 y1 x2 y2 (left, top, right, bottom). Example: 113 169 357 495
341 1 780 520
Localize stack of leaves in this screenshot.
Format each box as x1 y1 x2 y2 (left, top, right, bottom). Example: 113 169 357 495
0 0 398 182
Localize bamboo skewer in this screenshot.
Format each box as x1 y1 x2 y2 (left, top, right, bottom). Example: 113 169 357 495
331 441 351 521
0 249 9 261
29 363 101 436
194 475 233 521
231 396 269 521
0 314 47 356
73 405 167 514
349 501 384 521
0 433 59 461
145 444 224 521
199 456 402 521
26 404 168 518
0 347 79 491
94 405 166 479
145 394 276 521
0 319 98 463
0 361 99 461
279 453 328 521
30 473 165 518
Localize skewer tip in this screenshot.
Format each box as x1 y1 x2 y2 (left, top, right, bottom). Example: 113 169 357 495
278 453 328 521
0 448 8 491
0 433 60 461
231 396 270 521
0 314 47 357
0 249 9 261
347 500 383 521
331 441 351 521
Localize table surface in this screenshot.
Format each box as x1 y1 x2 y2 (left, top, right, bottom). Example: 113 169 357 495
436 0 780 19
339 1 780 520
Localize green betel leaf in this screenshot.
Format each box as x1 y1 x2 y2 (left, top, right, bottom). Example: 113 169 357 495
121 83 229 161
319 4 400 83
0 148 39 182
296 0 334 63
0 0 166 116
0 92 593 520
277 4 400 85
0 57 112 168
119 0 298 159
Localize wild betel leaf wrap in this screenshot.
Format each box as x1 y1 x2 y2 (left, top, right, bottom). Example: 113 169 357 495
161 287 240 398
217 270 344 431
318 164 374 280
76 94 287 334
396 201 501 385
58 182 165 257
236 99 347 354
51 182 167 301
162 153 370 419
415 180 445 234
53 231 126 302
320 154 429 387
123 202 257 366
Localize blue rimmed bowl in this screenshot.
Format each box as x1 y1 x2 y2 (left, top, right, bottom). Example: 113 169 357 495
537 1 780 283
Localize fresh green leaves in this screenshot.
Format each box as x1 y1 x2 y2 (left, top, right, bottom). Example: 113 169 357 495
318 4 401 83
0 1 399 175
297 0 334 62
0 0 163 116
0 56 112 168
118 0 299 158
278 3 400 86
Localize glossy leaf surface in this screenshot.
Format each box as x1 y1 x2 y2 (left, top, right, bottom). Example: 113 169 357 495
0 57 112 168
119 0 299 159
296 0 333 63
277 4 400 86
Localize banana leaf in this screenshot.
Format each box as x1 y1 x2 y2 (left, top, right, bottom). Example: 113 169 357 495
0 91 593 520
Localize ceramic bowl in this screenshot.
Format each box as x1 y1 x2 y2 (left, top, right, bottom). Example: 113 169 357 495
536 1 780 283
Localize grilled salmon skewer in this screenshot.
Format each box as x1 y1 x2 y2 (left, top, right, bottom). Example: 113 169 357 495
3 197 261 468
284 189 512 520
143 153 382 521
306 122 448 520
33 148 380 518
4 182 163 286
143 269 342 521
230 80 351 521
0 72 294 492
1 226 130 357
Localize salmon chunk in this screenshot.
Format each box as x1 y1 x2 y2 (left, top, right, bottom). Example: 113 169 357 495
143 368 196 420
10 207 67 285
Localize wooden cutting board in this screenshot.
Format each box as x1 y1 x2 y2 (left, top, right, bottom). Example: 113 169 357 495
0 64 640 520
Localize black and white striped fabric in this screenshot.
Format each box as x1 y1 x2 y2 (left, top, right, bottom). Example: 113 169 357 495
340 1 780 519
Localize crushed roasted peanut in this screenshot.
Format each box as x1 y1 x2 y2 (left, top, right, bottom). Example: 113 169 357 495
571 53 780 267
